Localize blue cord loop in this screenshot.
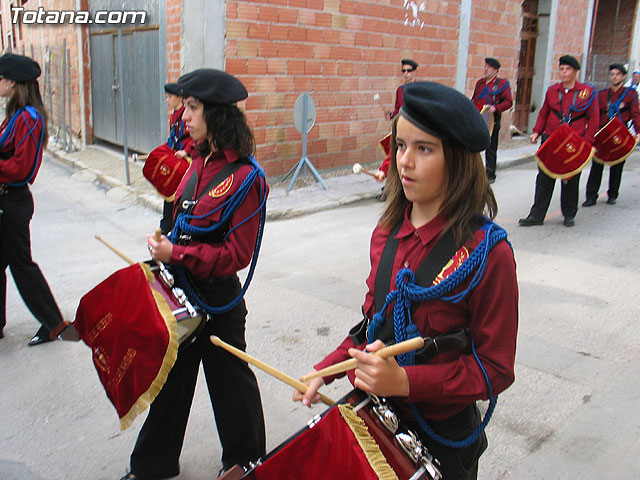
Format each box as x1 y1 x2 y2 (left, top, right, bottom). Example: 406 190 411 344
606 86 636 121
0 107 45 186
366 220 508 447
478 81 508 105
563 85 596 124
167 156 268 315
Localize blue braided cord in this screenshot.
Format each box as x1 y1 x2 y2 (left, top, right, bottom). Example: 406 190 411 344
478 81 508 104
607 86 636 121
408 338 497 448
564 85 596 123
167 156 268 315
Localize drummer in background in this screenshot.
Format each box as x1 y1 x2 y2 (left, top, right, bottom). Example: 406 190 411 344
519 55 598 227
471 57 513 184
583 64 640 207
0 53 71 345
121 69 267 480
159 82 194 234
295 82 518 480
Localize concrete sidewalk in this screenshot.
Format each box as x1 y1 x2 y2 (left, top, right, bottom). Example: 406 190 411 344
46 139 537 220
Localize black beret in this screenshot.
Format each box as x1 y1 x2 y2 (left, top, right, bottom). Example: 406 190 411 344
609 63 627 75
559 55 580 70
177 69 247 105
0 53 41 82
485 57 501 70
400 81 490 152
164 82 181 95
401 59 418 69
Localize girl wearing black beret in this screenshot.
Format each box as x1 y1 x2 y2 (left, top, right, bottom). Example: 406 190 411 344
0 53 71 345
296 82 518 480
123 69 268 479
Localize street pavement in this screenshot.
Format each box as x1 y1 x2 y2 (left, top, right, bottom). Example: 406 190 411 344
2 141 640 479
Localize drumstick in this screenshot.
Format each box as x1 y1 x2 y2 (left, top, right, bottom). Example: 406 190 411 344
352 163 378 178
373 93 389 118
509 124 528 137
94 235 134 265
210 335 335 406
300 336 426 382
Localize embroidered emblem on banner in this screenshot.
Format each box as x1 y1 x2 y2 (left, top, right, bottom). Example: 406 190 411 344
159 164 171 176
565 142 577 154
432 246 470 286
209 174 234 198
579 88 590 100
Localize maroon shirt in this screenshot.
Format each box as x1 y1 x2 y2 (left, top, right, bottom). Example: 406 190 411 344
168 105 194 153
391 85 404 119
315 212 518 421
533 81 599 143
0 111 44 184
169 148 269 280
471 77 513 113
598 86 640 130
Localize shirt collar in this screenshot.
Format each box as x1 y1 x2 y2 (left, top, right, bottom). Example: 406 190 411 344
396 207 448 246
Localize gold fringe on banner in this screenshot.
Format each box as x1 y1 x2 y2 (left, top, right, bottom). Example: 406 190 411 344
338 404 399 480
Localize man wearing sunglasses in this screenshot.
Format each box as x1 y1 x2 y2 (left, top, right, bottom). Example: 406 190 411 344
387 59 419 120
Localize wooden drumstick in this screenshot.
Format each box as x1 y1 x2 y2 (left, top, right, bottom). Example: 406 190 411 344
210 335 335 406
509 124 527 137
352 163 378 178
300 336 426 382
94 235 134 265
373 93 389 118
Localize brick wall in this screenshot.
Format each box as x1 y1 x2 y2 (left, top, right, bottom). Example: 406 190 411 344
166 0 182 82
553 0 591 78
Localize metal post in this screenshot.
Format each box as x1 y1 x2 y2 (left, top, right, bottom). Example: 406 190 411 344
61 39 67 150
66 48 75 152
117 26 131 186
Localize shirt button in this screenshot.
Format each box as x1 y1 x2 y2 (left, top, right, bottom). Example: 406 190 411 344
404 261 410 268
414 231 420 237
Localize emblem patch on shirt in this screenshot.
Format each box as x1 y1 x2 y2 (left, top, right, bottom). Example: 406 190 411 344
432 246 470 285
578 88 590 99
209 174 234 198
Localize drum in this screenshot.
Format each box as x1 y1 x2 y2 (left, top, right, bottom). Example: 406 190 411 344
479 105 495 136
379 133 392 156
593 116 639 166
535 123 594 179
222 390 441 480
142 143 191 200
74 261 205 429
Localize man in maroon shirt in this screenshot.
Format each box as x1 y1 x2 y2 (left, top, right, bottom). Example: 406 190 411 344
471 57 513 184
519 55 599 227
582 63 640 206
385 59 418 120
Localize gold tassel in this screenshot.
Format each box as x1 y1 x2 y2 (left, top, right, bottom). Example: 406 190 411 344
338 404 399 480
119 263 180 430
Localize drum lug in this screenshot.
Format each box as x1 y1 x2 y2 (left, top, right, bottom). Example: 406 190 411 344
395 431 442 480
171 286 199 318
369 394 400 434
307 413 322 429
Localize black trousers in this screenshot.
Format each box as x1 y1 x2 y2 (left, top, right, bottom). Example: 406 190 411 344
585 160 625 201
484 114 501 180
409 403 487 480
129 275 266 478
0 186 63 334
160 200 174 235
527 134 581 220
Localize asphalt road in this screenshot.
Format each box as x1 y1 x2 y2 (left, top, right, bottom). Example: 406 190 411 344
1 153 639 479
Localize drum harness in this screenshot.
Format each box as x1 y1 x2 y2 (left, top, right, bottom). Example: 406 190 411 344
604 86 636 121
477 77 508 111
0 106 45 188
166 154 268 316
551 86 596 126
358 218 510 449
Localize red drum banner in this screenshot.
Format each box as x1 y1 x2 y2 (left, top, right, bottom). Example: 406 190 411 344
593 116 639 166
143 144 191 200
74 263 179 429
535 123 594 179
379 133 391 156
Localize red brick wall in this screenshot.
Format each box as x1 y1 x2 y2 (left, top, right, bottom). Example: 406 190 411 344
591 0 636 58
166 0 182 83
553 0 591 80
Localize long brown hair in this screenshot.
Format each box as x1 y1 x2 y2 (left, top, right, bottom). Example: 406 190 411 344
379 115 497 245
6 80 49 148
197 103 255 159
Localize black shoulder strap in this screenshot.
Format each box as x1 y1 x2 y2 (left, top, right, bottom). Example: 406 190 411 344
177 157 251 216
373 224 458 343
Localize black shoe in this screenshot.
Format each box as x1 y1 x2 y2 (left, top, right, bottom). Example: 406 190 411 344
606 197 617 205
488 177 496 185
0 329 4 339
563 216 575 227
58 323 80 341
120 473 143 480
582 198 596 207
518 215 544 226
28 325 53 346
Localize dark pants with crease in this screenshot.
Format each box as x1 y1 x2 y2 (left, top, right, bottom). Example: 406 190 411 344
0 185 64 335
527 134 581 220
585 160 625 202
484 114 501 181
129 275 266 479
408 403 487 480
